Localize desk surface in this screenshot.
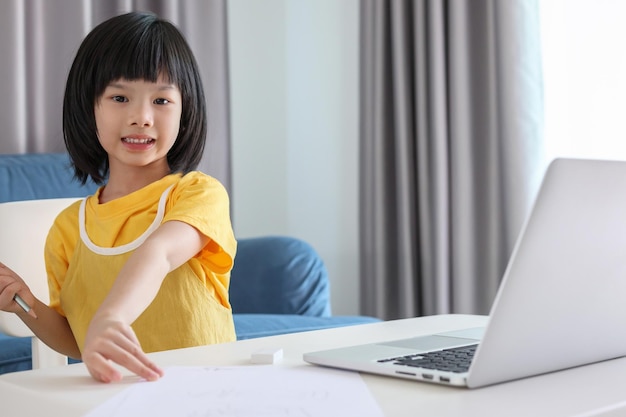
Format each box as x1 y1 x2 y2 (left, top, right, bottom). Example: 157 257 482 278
1 314 626 417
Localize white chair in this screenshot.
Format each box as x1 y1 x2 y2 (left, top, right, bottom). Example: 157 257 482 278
0 198 79 369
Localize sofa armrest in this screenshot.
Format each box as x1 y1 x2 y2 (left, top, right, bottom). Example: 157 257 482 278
230 236 331 317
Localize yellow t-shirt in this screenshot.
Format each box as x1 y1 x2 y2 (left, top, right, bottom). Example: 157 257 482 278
45 172 237 353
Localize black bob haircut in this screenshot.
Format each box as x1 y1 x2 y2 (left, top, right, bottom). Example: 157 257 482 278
63 11 207 185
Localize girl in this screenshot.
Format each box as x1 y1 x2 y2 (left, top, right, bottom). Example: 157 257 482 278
0 12 236 383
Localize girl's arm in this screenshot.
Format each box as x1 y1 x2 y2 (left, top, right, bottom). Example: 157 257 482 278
81 220 210 383
0 262 81 359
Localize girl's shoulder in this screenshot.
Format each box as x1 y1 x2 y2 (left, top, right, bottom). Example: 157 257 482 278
176 171 222 187
46 198 84 252
171 171 228 198
53 198 84 228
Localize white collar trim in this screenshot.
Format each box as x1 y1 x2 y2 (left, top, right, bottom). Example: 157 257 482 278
78 185 174 255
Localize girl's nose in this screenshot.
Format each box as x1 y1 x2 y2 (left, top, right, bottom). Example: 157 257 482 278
129 102 154 127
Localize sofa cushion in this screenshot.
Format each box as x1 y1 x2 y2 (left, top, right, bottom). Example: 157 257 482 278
0 333 31 373
230 236 332 317
234 314 380 340
0 314 381 374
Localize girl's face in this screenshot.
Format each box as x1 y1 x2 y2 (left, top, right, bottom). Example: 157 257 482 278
94 75 182 176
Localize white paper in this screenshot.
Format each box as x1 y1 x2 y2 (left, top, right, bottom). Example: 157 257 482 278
83 366 384 417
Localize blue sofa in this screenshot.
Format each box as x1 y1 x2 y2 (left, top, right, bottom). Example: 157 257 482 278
0 153 379 374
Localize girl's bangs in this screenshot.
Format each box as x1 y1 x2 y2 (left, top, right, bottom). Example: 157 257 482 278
96 27 184 90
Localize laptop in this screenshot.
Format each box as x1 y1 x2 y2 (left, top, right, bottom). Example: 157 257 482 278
304 158 626 388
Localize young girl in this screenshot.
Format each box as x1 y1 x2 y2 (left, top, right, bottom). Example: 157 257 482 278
0 12 236 383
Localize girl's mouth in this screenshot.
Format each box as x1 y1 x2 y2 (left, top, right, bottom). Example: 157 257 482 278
122 137 155 144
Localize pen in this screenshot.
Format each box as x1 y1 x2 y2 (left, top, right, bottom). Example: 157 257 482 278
13 294 37 319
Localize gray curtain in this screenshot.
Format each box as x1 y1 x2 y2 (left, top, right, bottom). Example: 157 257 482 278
359 0 545 319
0 0 231 189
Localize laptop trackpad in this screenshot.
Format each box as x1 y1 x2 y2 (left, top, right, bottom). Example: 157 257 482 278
379 335 478 351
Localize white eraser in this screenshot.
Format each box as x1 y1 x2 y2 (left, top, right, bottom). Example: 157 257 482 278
251 347 283 364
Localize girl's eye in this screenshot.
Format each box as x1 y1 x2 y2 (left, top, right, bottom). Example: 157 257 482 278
154 98 170 105
112 96 127 103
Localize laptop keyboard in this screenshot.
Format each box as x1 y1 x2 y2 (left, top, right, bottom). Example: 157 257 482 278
379 344 478 373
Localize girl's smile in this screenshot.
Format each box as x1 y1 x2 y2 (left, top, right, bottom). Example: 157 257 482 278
121 135 157 150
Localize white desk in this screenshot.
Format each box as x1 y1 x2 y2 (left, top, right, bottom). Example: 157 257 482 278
1 314 626 417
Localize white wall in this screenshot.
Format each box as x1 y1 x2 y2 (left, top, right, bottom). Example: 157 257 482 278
228 0 360 315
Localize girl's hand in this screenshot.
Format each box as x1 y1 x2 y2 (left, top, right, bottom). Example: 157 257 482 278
82 315 164 383
0 261 37 317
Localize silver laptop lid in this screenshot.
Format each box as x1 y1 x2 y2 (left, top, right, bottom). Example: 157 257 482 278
468 158 626 387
